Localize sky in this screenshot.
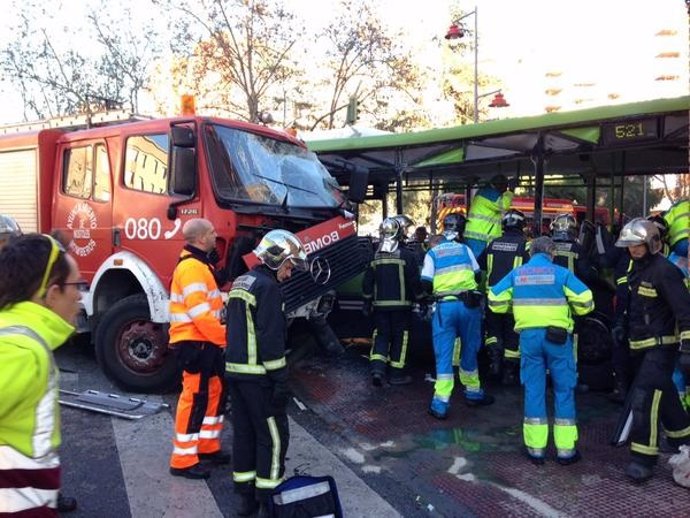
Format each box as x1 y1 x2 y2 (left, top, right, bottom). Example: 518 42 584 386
0 0 687 125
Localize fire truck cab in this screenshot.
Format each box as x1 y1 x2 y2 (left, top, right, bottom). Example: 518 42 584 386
0 111 370 391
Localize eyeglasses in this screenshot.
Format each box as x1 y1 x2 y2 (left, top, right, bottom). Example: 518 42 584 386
36 235 66 298
63 280 89 292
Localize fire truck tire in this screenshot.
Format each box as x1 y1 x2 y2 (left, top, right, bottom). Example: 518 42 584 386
95 294 178 393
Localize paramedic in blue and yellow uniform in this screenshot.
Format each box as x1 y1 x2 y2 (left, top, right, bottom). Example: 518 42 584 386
489 236 594 466
422 213 494 420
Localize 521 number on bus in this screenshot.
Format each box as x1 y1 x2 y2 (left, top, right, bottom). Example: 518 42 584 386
603 118 658 145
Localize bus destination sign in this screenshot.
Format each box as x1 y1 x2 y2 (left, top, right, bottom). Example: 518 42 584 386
602 118 659 145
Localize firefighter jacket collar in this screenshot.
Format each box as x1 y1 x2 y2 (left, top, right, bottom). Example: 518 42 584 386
182 244 213 265
0 301 74 351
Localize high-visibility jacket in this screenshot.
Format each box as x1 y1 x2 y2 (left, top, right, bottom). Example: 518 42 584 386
488 253 594 331
0 301 74 515
225 265 288 383
663 199 690 247
421 238 480 298
169 245 225 347
465 187 514 245
362 247 420 310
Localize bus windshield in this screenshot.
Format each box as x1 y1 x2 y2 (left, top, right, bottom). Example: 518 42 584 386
205 124 345 208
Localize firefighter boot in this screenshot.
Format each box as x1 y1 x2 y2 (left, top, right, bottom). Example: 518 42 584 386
236 493 259 517
488 346 503 380
257 503 271 518
625 461 654 483
389 367 413 386
57 493 77 513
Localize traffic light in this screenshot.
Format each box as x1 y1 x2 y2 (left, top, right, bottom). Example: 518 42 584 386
346 96 358 125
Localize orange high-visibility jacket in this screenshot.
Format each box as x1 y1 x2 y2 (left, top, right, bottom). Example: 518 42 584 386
169 248 226 346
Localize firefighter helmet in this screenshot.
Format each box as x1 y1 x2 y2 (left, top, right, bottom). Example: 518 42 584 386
0 215 22 250
615 217 662 254
502 209 526 231
253 229 308 271
550 213 577 242
391 214 415 242
378 217 402 253
442 213 466 241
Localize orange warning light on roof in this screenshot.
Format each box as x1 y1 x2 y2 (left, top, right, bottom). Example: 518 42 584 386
181 95 196 116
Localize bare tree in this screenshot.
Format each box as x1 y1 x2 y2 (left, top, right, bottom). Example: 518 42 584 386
0 0 161 120
308 0 424 131
156 0 301 123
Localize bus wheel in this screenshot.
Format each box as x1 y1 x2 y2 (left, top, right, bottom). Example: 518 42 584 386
95 294 178 393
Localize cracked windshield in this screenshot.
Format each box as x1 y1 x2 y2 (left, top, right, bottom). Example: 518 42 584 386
207 124 345 208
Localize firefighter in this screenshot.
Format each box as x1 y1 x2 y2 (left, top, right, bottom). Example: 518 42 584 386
550 214 597 283
362 217 420 386
0 234 83 515
464 174 515 258
169 219 228 480
225 229 308 517
488 237 594 465
0 214 21 250
422 213 494 420
477 209 530 385
614 218 690 483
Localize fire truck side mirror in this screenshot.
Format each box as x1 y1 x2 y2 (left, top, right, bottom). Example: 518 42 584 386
170 147 196 196
169 125 197 197
347 164 369 204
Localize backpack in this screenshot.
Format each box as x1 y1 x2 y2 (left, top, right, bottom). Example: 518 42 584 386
268 475 343 518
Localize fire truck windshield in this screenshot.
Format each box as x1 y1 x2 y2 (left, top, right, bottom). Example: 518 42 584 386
206 124 345 208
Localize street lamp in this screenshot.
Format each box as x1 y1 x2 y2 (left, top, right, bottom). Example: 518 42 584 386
445 6 479 122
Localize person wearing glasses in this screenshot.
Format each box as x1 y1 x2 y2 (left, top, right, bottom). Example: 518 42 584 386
0 234 84 516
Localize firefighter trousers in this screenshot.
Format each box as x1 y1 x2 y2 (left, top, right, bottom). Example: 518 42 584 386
629 347 690 466
230 380 289 502
170 341 227 469
370 310 411 374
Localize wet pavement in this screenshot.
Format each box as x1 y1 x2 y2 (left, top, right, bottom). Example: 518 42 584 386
289 341 690 518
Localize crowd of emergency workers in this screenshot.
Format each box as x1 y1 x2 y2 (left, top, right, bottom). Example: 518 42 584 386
360 174 690 482
1 172 690 516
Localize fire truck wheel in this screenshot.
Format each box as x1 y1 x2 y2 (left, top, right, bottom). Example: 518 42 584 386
95 294 178 393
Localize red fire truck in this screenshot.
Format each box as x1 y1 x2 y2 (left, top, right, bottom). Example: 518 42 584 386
0 110 369 391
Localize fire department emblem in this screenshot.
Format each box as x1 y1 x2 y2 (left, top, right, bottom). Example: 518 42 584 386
66 202 97 257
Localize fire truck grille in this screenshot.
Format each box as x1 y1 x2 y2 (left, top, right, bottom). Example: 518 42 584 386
281 235 372 313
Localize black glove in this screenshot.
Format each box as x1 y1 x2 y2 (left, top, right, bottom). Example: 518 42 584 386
680 339 690 377
362 300 373 317
271 382 290 409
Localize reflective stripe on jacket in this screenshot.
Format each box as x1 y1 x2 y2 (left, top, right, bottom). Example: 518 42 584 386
663 199 690 247
488 253 594 331
421 238 479 298
362 247 420 309
225 266 288 382
0 301 74 514
464 187 513 244
169 247 226 346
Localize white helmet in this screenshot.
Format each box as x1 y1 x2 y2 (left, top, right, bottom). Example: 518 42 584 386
253 229 308 271
615 217 661 255
378 218 401 253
